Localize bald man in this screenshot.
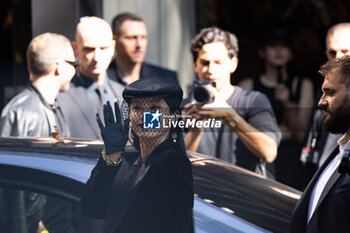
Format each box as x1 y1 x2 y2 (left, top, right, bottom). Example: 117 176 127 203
58 17 124 140
301 23 350 186
325 23 350 61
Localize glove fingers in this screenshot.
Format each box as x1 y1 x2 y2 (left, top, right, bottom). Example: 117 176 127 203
103 104 110 126
96 113 104 129
107 101 115 124
105 101 115 125
114 102 122 124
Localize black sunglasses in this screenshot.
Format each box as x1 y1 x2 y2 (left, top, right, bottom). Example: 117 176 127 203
65 60 79 68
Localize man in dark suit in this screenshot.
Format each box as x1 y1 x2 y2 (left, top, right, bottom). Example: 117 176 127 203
290 56 350 233
107 12 178 86
301 23 350 186
58 17 124 140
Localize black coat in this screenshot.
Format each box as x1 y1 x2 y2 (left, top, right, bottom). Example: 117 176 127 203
0 83 74 233
290 147 350 233
0 83 69 137
81 140 194 233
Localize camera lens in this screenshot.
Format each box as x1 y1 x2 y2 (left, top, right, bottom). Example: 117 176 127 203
193 86 210 105
190 80 215 106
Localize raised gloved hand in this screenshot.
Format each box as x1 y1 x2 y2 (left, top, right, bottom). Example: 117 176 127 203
96 101 130 155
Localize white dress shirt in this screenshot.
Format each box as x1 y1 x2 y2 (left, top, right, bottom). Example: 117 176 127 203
307 134 350 223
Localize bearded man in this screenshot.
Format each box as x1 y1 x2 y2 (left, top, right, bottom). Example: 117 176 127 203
290 55 350 233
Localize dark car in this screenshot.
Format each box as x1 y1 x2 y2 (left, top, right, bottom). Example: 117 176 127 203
0 137 301 233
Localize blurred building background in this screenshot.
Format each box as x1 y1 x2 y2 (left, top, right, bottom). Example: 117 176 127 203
1 0 350 112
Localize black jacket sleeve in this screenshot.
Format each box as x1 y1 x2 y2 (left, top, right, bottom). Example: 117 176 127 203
80 156 121 218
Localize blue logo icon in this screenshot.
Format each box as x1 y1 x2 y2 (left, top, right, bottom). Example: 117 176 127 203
143 110 161 129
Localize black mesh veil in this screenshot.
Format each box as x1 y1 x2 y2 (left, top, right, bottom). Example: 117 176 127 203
120 96 185 154
121 76 185 153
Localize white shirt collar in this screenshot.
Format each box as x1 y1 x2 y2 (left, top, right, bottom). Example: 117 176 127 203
337 134 350 155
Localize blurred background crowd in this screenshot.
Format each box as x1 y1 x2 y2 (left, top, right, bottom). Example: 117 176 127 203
3 0 350 100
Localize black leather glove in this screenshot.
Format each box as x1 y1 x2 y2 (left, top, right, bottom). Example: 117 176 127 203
96 101 130 155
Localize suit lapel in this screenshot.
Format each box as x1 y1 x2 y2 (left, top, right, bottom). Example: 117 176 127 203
291 165 325 232
106 77 124 102
313 166 341 211
307 149 342 227
68 86 100 136
290 147 339 232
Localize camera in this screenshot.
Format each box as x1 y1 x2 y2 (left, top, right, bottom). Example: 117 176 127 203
189 80 215 106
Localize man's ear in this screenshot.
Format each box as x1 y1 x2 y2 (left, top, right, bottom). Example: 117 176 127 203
108 40 116 58
113 35 120 50
230 57 238 73
193 60 199 73
54 63 60 76
72 41 78 57
111 39 116 49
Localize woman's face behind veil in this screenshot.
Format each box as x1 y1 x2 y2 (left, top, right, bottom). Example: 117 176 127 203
130 97 171 140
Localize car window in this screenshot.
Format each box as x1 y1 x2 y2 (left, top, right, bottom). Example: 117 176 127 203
0 188 103 233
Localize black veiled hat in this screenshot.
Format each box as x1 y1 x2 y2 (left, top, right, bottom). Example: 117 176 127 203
122 76 183 111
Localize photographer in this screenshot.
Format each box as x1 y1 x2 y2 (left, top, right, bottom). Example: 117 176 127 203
184 27 281 177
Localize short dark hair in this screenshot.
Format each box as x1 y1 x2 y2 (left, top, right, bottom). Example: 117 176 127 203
111 12 144 36
190 27 238 62
319 55 350 86
27 33 71 80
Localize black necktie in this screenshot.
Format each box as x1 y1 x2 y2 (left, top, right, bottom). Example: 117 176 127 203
96 85 106 119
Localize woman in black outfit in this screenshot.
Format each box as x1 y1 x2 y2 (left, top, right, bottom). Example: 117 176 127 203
81 77 194 233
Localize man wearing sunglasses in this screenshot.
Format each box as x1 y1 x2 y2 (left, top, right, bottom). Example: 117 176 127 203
0 32 75 138
0 32 76 233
